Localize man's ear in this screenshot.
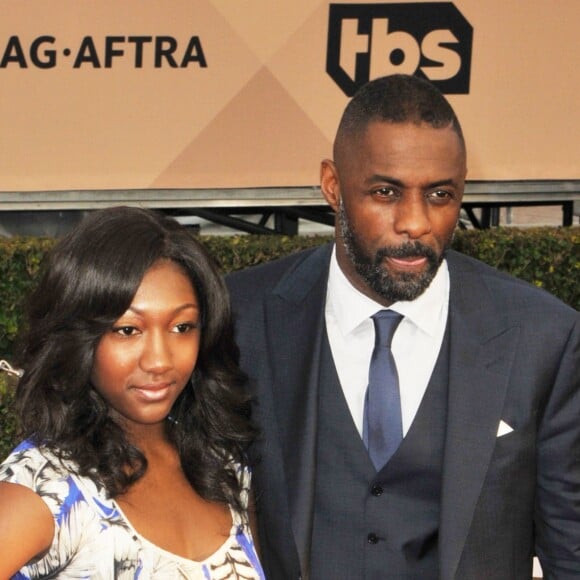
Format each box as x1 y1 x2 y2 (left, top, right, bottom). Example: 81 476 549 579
320 159 341 212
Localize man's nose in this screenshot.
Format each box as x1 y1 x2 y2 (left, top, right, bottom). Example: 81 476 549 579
393 196 431 239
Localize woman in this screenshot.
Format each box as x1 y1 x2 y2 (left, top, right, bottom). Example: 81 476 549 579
0 206 263 578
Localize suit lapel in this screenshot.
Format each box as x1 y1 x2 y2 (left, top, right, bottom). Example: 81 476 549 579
439 253 521 579
263 244 332 579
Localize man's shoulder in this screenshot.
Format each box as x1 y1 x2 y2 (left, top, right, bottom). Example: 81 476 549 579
226 242 332 294
447 250 577 316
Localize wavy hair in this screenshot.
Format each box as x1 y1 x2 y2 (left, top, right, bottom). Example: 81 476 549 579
15 206 255 509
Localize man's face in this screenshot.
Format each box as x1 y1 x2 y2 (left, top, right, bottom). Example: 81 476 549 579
321 121 466 305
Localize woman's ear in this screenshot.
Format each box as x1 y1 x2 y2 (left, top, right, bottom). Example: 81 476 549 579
320 159 341 212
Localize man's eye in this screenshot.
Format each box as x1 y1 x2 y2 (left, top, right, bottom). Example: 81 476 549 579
374 187 396 197
430 190 451 198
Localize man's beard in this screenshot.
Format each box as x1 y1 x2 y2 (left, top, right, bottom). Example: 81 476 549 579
338 203 449 303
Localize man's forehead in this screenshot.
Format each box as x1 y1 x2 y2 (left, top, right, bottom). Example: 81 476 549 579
337 119 463 154
337 120 465 166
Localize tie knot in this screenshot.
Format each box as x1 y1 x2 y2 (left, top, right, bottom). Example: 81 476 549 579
372 310 403 348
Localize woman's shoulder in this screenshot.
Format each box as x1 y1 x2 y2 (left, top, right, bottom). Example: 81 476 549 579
0 440 64 487
0 440 110 509
0 442 139 576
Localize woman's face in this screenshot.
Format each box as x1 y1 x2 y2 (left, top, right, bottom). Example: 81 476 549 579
91 259 201 431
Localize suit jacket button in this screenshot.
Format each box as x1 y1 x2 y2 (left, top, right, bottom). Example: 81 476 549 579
371 484 383 496
367 533 379 544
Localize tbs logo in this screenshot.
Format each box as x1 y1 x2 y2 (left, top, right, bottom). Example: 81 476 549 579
327 3 473 95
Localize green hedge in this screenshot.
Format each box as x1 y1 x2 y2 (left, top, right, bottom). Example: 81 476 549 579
207 228 579 308
0 373 18 461
0 228 578 357
451 227 579 307
0 227 578 459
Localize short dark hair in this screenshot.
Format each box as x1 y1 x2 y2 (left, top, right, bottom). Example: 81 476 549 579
16 206 255 508
334 74 465 158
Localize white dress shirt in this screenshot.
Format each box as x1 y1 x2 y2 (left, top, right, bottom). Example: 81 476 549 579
325 245 450 436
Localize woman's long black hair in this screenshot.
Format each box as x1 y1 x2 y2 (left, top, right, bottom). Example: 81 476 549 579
15 206 256 509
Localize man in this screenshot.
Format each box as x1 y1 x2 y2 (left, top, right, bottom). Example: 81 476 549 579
226 75 580 579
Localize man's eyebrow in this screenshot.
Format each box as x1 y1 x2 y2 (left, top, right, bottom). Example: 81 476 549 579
428 178 459 189
367 175 459 189
367 174 405 187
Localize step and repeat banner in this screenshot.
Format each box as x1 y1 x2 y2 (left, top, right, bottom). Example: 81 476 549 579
0 0 578 191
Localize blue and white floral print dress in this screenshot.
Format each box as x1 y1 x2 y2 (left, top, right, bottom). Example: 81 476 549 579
0 440 265 579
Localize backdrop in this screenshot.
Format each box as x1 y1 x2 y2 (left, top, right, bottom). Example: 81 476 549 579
0 0 578 191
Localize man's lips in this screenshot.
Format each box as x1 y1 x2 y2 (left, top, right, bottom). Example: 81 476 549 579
386 255 428 269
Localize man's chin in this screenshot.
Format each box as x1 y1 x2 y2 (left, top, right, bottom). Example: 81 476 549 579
369 267 437 303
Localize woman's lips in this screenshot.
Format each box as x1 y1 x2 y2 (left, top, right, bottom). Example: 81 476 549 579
132 383 172 401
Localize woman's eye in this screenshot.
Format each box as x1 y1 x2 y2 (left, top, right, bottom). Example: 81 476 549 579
173 322 197 334
113 326 138 336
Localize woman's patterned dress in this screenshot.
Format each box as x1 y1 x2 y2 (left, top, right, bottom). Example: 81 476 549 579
0 440 265 579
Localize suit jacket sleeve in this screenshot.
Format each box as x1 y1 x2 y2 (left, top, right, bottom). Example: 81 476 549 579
535 315 580 578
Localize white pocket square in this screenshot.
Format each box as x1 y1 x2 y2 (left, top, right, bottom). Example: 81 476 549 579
497 420 514 437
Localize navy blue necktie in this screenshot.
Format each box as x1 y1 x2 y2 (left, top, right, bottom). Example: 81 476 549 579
363 310 404 471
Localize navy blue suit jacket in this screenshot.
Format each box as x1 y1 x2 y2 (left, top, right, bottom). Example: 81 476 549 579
227 245 580 579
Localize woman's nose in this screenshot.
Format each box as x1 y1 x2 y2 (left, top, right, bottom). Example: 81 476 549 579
139 331 172 373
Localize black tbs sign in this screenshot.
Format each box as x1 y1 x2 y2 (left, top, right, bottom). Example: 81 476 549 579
327 3 473 96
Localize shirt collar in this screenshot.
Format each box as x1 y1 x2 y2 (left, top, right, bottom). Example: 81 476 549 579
326 244 449 337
